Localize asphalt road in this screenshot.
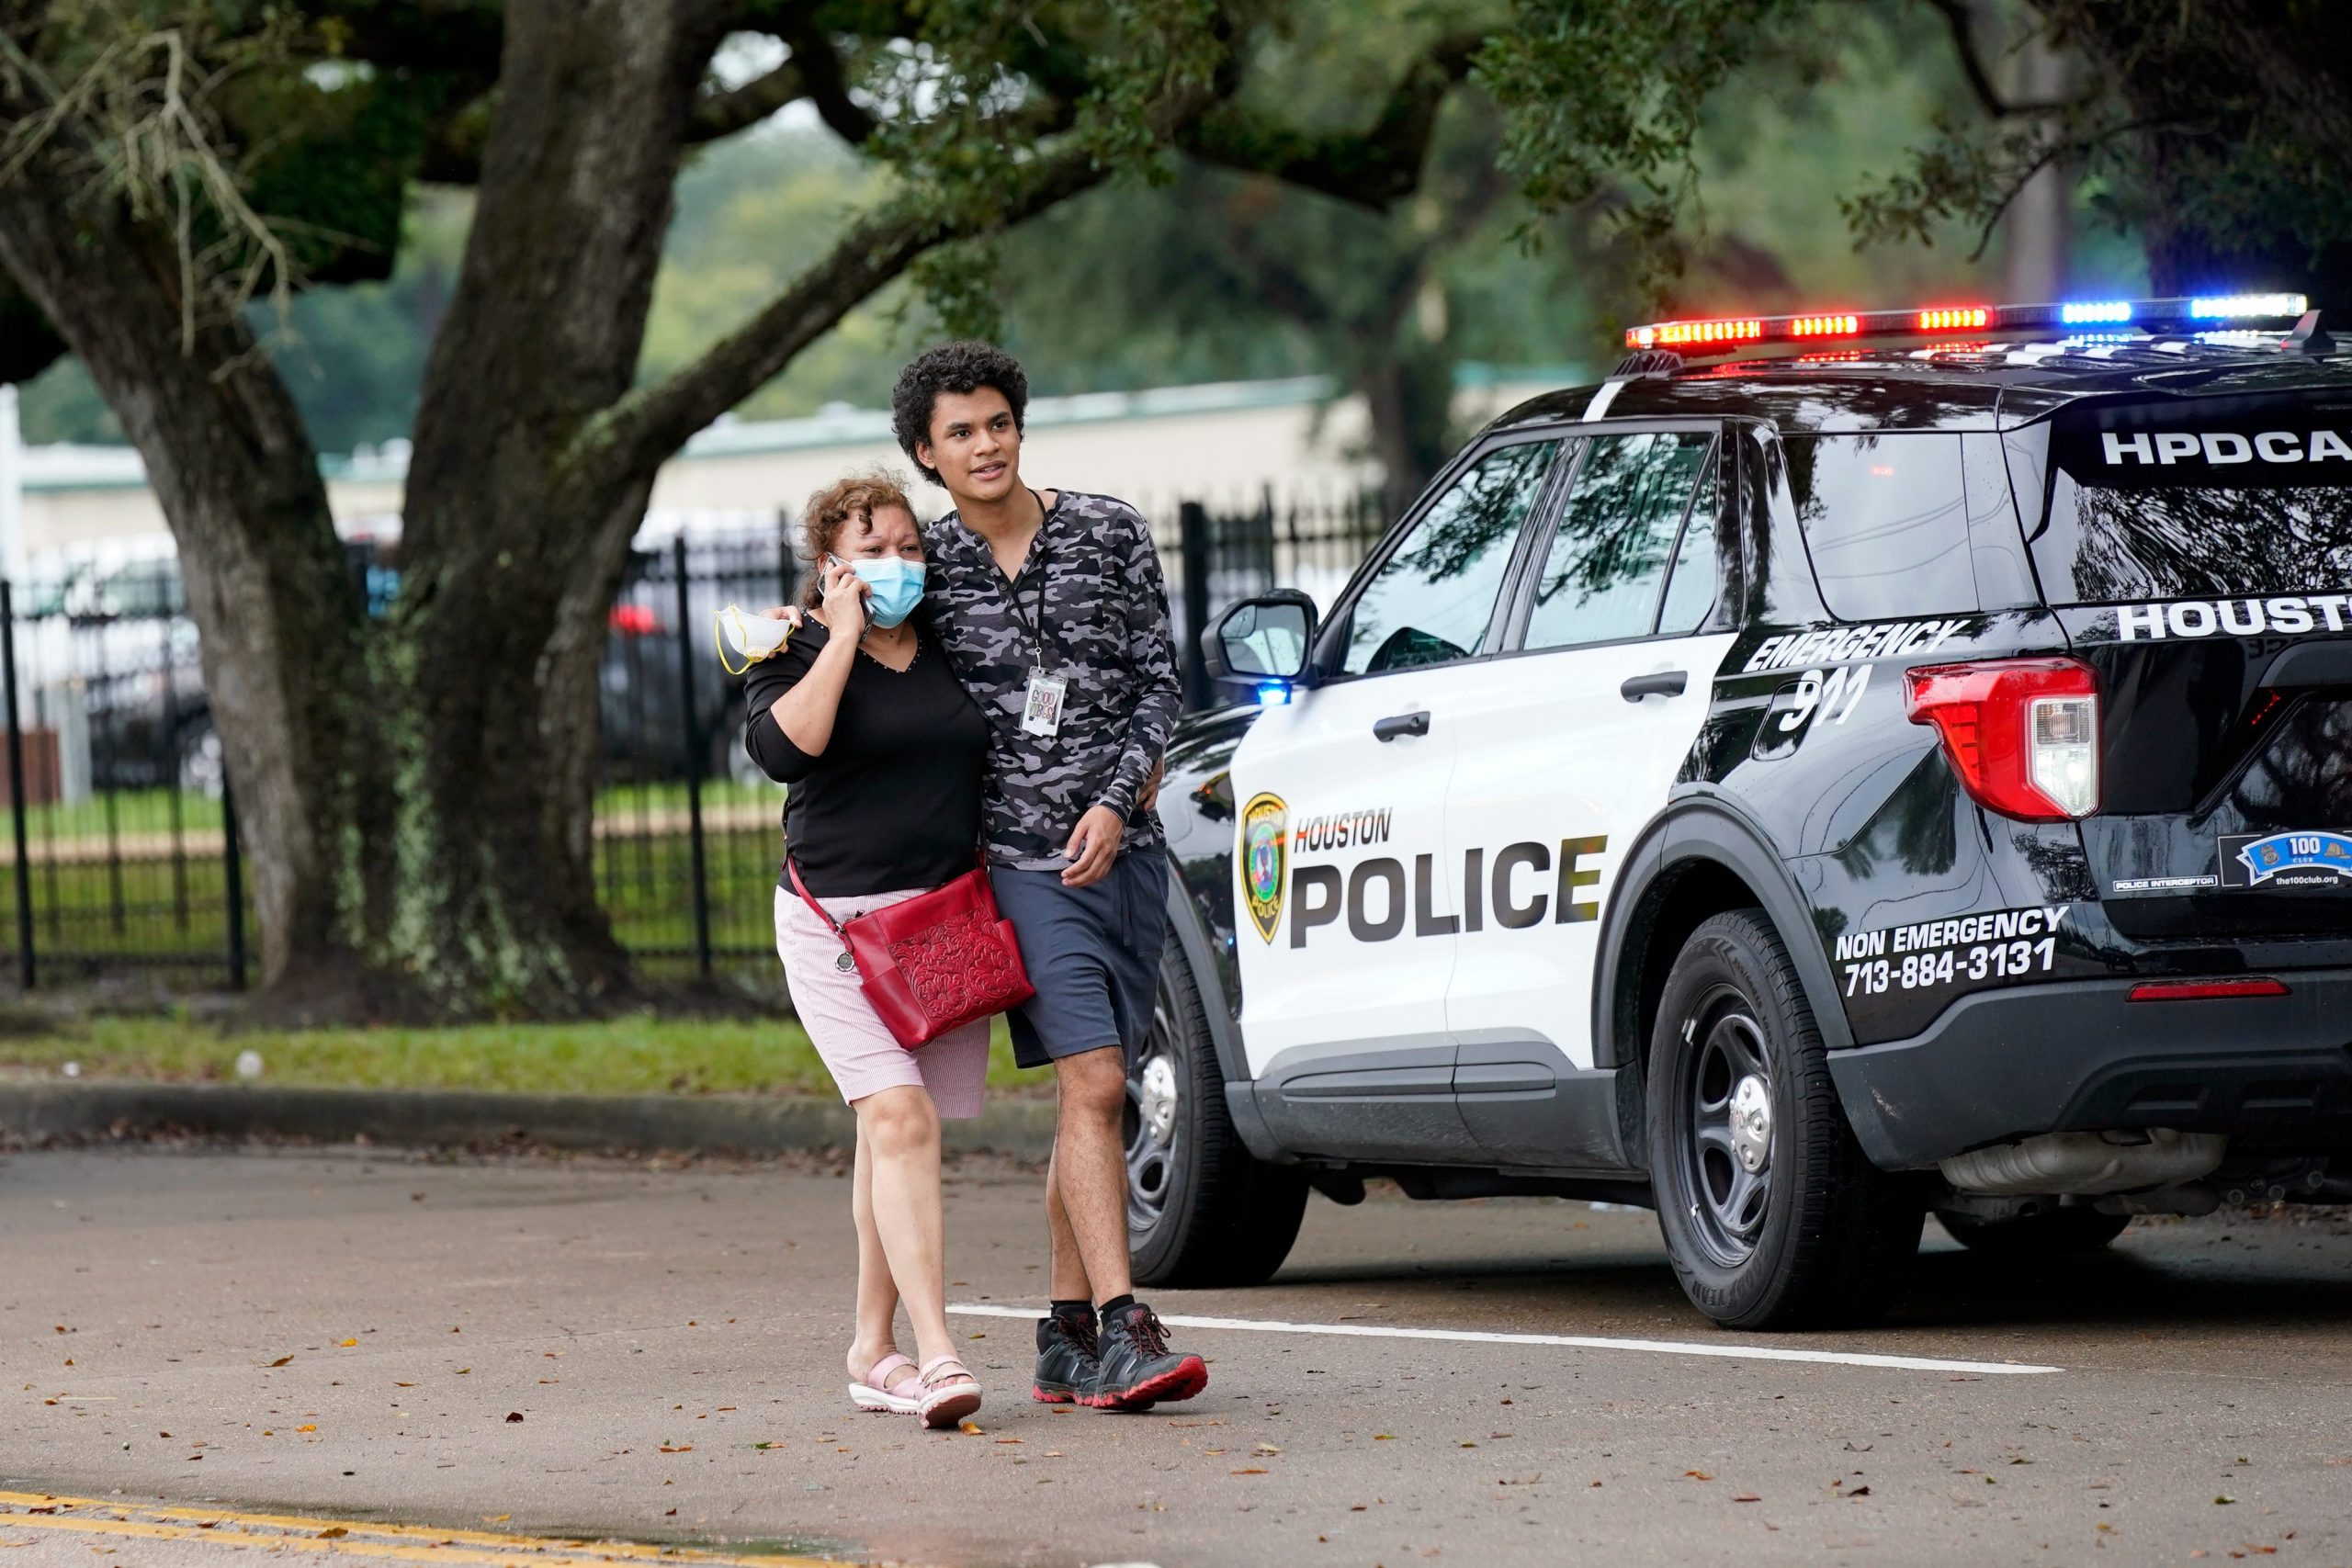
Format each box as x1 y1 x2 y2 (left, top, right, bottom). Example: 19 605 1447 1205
4 1145 2350 1568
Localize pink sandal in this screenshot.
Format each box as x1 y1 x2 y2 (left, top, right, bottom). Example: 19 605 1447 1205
915 1355 982 1430
849 1352 922 1415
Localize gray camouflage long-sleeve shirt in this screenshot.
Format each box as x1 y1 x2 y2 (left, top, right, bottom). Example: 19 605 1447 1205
922 491 1182 871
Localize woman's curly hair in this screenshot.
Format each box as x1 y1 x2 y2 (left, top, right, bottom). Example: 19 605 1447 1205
798 470 916 608
891 341 1029 486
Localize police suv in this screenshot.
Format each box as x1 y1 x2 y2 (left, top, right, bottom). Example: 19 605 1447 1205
1125 294 2352 1330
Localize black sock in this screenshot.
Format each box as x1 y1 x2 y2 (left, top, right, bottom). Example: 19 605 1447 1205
1049 1298 1095 1324
1096 1292 1136 1317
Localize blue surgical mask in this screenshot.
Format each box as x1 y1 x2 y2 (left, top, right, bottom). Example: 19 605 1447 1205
836 556 925 628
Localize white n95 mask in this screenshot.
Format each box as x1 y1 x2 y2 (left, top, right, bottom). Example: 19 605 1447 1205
715 603 794 675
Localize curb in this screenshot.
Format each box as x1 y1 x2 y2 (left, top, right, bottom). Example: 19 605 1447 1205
0 1081 1057 1159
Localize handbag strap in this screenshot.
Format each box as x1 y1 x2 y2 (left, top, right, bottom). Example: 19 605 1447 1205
786 851 993 945
784 855 850 942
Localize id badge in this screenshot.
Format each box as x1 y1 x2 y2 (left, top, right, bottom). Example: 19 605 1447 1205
1022 669 1068 738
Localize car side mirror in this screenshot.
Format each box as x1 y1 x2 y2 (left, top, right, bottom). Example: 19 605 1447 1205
1203 589 1318 691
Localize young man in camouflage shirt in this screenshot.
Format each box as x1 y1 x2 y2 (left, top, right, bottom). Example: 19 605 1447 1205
891 342 1208 1410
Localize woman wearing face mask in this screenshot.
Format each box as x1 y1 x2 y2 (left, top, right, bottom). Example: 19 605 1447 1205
742 471 990 1429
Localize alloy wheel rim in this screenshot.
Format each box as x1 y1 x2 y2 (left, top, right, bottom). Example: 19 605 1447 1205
1124 991 1182 1231
1680 992 1775 1268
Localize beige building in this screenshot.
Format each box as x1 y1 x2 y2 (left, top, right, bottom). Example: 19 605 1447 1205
10 370 1571 572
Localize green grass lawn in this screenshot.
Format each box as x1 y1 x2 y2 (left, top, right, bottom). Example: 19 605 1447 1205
0 1011 1035 1098
15 779 782 845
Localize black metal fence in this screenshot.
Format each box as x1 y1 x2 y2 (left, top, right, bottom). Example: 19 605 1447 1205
0 491 1383 989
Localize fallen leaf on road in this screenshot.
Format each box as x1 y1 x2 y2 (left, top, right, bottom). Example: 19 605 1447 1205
482 1516 509 1525
296 1425 316 1433
2216 1495 2237 1505
316 1528 347 1540
1684 1471 1713 1481
1230 1468 1267 1475
1254 1444 1282 1455
505 1413 525 1424
338 1339 357 1348
1849 1486 1871 1498
394 1382 414 1388
454 1369 470 1376
266 1357 293 1369
1731 1495 1761 1504
1374 1433 1395 1440
995 1438 1022 1446
752 1442 783 1450
958 1420 983 1435
658 1444 690 1453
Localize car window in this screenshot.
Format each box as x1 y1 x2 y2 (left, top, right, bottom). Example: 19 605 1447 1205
1337 439 1561 675
1656 458 1722 636
2028 404 2352 604
1785 434 1976 620
1523 433 1713 651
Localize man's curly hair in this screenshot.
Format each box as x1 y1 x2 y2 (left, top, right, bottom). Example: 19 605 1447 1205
891 342 1030 488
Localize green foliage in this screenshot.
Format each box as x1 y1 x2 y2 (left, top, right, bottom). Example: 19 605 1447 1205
1476 0 1789 292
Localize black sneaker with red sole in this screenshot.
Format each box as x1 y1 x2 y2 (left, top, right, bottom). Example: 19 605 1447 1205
1082 1302 1206 1410
1032 1311 1101 1404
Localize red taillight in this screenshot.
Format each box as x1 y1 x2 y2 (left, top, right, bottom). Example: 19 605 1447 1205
1904 657 2100 821
2128 977 2290 1002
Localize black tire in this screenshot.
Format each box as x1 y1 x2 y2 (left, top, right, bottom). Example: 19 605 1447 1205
1127 928 1309 1289
1937 1206 2131 1256
1646 908 1924 1330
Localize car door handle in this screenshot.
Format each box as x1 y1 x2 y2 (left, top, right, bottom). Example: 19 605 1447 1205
1621 671 1688 702
1373 710 1431 742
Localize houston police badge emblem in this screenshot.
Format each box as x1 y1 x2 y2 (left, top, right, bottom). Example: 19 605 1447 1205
1241 792 1288 943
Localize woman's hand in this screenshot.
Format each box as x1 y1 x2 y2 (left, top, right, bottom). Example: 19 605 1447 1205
817 558 868 639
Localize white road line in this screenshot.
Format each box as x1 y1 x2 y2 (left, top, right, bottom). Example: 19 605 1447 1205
946 1303 2062 1376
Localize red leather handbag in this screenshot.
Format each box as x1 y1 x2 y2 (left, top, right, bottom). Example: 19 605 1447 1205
786 854 1035 1049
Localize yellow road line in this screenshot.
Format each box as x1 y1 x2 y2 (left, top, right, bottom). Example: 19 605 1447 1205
0 1490 709 1560
0 1494 861 1568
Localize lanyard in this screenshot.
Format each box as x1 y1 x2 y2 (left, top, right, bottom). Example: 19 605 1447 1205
1000 490 1052 669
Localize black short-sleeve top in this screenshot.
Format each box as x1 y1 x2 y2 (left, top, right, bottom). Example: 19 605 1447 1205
741 616 989 898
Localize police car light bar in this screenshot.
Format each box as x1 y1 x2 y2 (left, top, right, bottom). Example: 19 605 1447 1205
1622 294 2311 353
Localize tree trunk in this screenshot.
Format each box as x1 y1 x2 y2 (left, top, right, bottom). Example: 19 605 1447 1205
0 4 714 1020
0 172 386 1002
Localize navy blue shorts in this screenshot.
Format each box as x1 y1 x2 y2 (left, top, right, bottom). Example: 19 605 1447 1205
989 848 1170 1069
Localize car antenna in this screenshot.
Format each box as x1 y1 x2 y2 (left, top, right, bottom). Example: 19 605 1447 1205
2282 309 2335 356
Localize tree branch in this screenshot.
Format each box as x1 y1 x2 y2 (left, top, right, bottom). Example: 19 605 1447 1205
763 14 876 146
579 139 1112 489
1962 113 2169 261
1924 0 2088 118
1180 30 1483 209
688 56 808 142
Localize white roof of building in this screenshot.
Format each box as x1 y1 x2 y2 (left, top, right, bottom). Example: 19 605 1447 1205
19 375 1354 494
